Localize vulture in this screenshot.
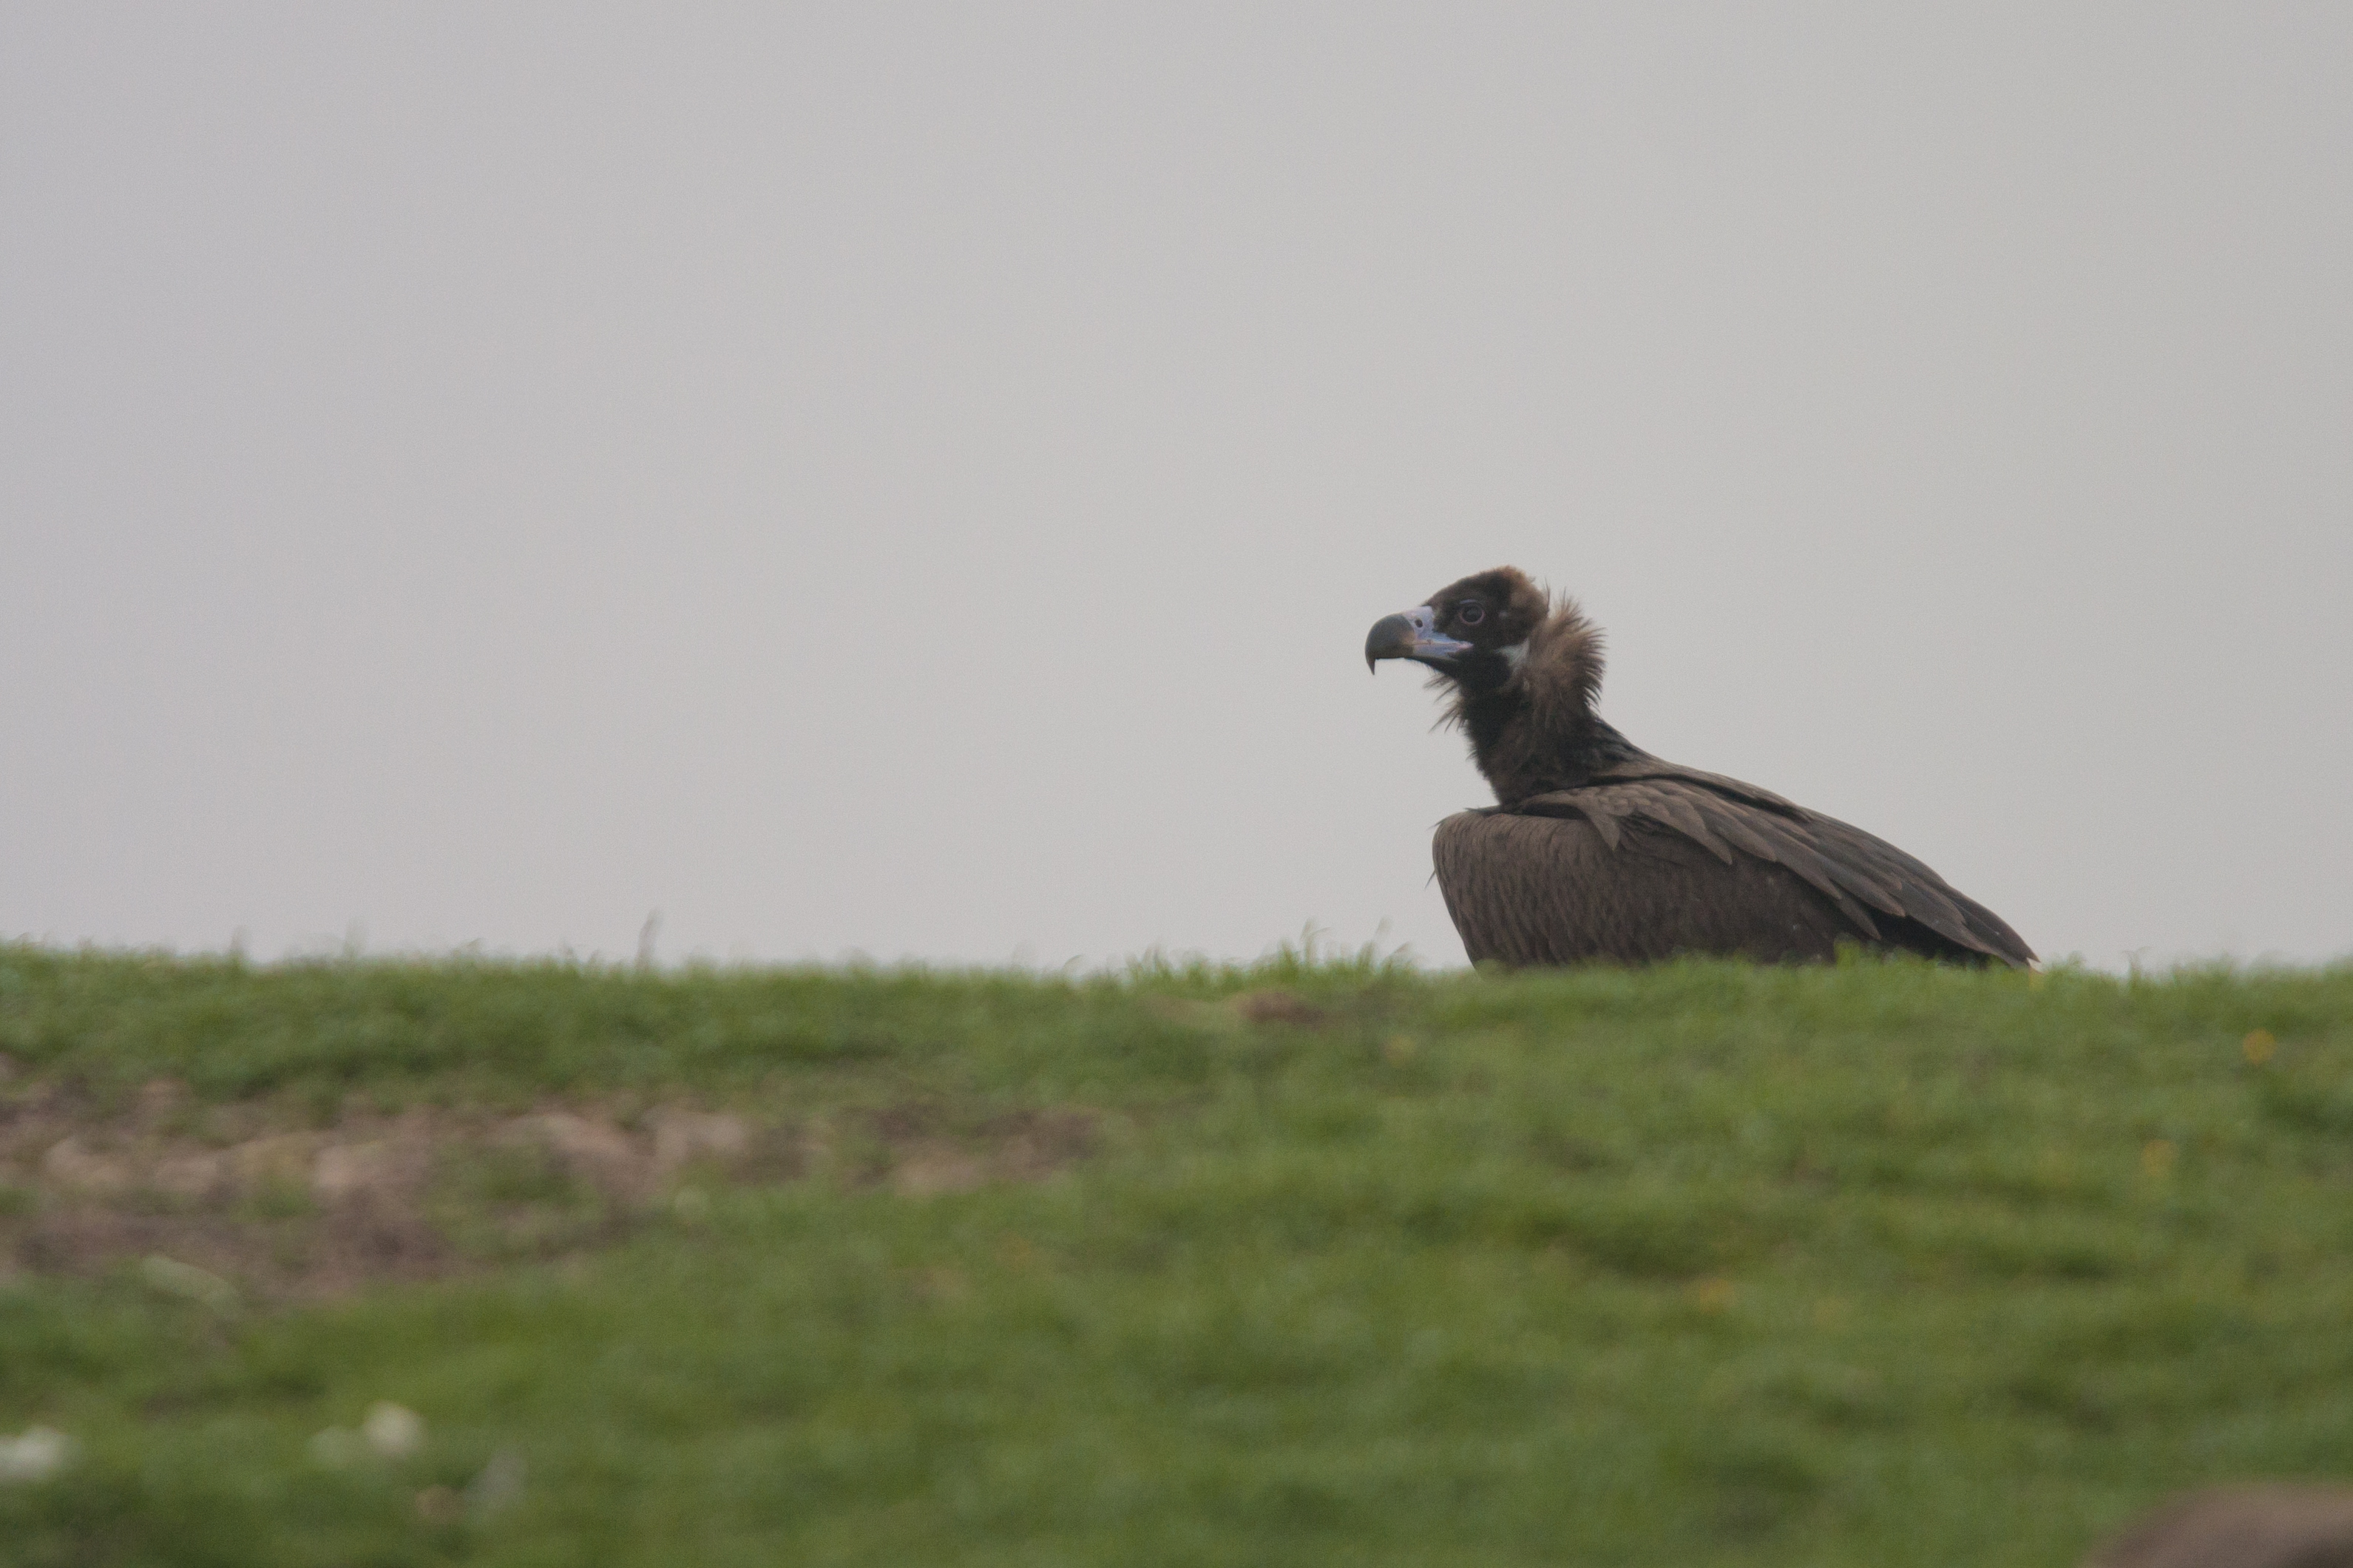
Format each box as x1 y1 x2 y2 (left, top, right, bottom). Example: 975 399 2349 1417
1366 566 2033 968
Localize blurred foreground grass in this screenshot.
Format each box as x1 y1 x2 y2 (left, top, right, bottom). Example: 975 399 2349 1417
2 944 2351 1567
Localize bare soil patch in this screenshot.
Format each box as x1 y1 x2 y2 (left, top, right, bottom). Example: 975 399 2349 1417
0 1081 1096 1300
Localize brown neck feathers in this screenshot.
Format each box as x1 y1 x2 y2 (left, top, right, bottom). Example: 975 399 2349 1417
1444 598 1636 804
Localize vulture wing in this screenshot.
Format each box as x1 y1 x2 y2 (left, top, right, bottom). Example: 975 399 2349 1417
1476 761 2032 967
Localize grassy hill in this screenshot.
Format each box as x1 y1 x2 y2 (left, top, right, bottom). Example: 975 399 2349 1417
1 943 2349 1567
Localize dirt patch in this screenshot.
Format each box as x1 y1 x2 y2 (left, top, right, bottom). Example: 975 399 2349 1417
0 1082 1097 1300
858 1107 1097 1196
16 1201 451 1300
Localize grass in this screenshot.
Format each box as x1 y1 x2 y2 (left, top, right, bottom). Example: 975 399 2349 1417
1 943 2350 1565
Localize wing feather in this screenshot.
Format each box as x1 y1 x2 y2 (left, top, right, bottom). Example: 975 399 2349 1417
1639 784 1733 863
1503 763 2032 965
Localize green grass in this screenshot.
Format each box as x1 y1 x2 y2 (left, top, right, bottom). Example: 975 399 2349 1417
2 943 2352 1566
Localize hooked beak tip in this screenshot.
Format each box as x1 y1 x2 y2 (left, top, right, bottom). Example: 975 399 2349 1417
1364 611 1418 669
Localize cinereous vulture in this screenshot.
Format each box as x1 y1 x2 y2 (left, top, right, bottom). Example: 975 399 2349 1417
1366 567 2033 967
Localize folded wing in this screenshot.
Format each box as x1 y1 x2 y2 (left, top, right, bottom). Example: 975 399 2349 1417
1443 762 2033 968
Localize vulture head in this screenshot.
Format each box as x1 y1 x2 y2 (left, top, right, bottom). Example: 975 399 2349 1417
1364 567 1548 688
1365 566 1615 803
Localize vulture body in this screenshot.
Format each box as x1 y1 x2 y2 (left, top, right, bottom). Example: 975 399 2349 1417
1367 567 2033 968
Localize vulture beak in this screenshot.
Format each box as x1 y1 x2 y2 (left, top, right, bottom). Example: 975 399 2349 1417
1365 605 1473 671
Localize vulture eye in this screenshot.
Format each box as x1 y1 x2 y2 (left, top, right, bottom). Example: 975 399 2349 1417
1457 603 1486 627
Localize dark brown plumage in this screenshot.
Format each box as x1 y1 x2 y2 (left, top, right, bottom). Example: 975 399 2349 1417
1366 566 2034 968
2082 1487 2353 1568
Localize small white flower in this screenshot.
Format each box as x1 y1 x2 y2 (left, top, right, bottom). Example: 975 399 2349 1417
0 1427 75 1484
362 1402 426 1460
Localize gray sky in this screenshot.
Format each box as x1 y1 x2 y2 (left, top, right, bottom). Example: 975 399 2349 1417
4 5 2348 970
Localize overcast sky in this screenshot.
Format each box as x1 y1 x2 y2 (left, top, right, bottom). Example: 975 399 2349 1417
4 5 2348 971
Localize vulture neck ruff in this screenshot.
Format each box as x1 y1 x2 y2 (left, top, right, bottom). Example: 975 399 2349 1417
1442 597 1640 807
